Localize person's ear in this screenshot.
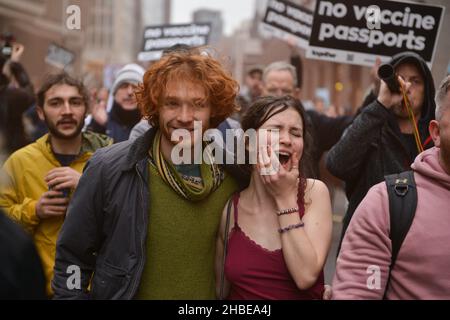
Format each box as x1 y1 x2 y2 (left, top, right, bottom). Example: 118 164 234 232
36 105 45 122
429 120 441 148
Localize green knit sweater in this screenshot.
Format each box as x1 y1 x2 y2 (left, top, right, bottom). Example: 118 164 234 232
135 164 238 300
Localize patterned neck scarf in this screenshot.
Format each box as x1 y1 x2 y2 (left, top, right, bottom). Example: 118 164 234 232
149 130 224 202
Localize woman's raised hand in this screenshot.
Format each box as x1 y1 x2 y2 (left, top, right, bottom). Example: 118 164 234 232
257 144 300 204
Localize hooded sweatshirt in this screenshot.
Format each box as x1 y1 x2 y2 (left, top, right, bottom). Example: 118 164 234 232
0 131 112 296
333 147 450 300
390 52 436 141
326 52 436 243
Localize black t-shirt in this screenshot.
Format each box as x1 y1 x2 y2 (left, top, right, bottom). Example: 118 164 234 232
51 153 77 198
53 153 77 167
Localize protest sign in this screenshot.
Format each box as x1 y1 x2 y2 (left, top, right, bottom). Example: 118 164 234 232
306 0 444 67
261 0 313 50
45 43 75 69
138 23 211 61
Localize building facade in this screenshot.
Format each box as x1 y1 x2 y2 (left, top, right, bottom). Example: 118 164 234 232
0 0 171 88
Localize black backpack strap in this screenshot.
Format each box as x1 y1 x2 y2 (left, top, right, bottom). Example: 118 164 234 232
385 171 417 267
384 171 417 297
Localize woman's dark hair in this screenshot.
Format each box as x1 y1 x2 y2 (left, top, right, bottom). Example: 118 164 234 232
241 95 315 181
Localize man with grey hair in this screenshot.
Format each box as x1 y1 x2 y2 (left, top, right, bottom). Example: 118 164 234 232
332 75 450 299
435 75 450 120
262 61 300 98
261 60 353 178
433 75 450 174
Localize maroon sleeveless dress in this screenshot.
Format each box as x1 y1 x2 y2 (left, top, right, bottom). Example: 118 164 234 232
224 192 325 300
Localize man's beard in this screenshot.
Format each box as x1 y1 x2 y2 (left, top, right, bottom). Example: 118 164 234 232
45 116 84 140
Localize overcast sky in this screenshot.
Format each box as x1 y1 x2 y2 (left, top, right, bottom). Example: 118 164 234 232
171 0 256 35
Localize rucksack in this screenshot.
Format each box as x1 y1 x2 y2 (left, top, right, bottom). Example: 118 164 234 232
384 170 417 294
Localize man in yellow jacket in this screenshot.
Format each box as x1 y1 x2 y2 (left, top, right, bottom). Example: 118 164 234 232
0 73 112 296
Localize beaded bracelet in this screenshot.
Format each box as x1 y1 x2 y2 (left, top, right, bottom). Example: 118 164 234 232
278 222 305 234
276 207 299 216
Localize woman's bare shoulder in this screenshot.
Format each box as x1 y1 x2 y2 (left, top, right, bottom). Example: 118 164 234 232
305 178 330 201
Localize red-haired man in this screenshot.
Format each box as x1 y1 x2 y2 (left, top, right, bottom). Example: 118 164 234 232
52 48 246 299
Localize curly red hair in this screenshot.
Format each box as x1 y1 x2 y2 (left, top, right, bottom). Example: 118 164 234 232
135 48 240 128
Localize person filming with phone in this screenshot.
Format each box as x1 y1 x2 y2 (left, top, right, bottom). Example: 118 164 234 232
1 34 36 154
326 52 437 249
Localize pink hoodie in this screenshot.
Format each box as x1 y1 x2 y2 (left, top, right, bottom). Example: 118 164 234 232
333 147 450 300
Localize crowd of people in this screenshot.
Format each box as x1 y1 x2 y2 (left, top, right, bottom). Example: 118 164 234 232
0 40 449 300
